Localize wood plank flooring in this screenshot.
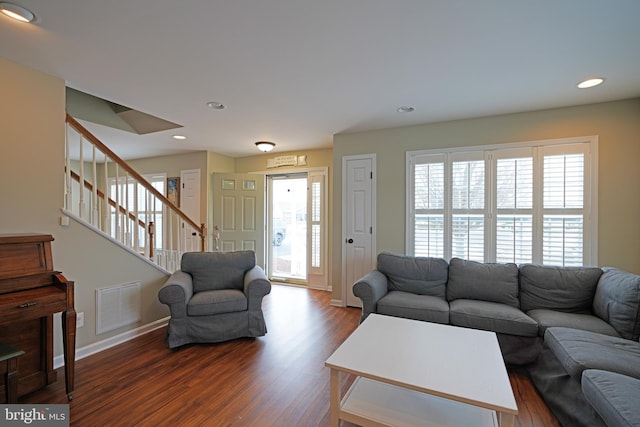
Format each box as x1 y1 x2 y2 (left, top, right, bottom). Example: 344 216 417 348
21 284 560 426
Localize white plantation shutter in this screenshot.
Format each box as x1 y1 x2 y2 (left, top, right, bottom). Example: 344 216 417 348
494 150 533 263
411 155 445 257
407 138 596 265
451 155 485 261
542 146 587 266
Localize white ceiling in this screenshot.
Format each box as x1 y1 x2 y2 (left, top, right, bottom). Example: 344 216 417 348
2 1 639 159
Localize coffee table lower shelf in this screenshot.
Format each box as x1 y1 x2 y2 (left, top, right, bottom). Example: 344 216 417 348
339 377 498 427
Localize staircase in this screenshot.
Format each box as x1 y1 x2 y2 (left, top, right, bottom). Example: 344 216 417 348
63 114 205 272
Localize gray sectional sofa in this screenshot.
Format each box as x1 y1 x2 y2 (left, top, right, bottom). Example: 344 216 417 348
352 252 640 427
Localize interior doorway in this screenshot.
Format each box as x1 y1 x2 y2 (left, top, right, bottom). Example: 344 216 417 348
268 173 308 282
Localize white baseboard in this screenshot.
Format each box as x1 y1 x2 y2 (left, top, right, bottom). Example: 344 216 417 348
330 299 344 307
54 317 169 368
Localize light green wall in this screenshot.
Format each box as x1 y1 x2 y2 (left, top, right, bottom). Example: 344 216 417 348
0 58 169 355
128 151 208 224
332 98 640 302
234 148 333 172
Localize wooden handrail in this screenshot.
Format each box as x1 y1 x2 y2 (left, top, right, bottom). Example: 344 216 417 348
69 170 146 228
66 114 206 250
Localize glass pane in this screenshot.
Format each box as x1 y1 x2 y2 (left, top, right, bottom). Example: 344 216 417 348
496 157 533 209
311 224 320 268
414 214 444 257
543 215 583 266
544 154 584 209
270 177 307 280
414 163 444 210
496 215 532 263
451 215 484 261
452 160 484 209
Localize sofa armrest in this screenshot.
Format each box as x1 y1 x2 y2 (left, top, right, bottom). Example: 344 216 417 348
157 270 194 318
244 265 272 305
353 270 389 322
593 268 640 340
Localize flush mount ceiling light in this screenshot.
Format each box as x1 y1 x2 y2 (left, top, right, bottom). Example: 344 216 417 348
0 2 36 23
255 141 275 152
397 106 415 113
172 135 186 140
577 77 605 89
206 101 225 110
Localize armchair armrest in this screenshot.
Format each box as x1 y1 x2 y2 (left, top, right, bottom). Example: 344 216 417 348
353 270 390 322
158 271 194 318
244 265 272 303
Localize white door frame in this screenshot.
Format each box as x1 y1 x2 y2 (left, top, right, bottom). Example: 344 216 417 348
341 154 376 307
264 167 329 290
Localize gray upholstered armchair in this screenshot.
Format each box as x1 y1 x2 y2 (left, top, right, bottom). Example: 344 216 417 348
158 250 271 348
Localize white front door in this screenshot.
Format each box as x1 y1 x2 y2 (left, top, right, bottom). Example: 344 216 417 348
212 173 265 267
343 155 376 307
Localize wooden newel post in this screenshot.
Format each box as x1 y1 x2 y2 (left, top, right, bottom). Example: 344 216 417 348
200 223 206 252
148 221 155 259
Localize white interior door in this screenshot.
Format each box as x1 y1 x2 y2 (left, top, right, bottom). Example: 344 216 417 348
212 173 265 267
180 169 201 250
343 155 376 307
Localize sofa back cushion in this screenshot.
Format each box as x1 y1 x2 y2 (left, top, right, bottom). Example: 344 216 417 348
181 251 256 293
519 264 602 313
446 258 519 307
593 268 640 340
377 252 448 298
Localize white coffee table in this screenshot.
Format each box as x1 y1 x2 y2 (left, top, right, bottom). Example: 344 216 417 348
325 314 518 427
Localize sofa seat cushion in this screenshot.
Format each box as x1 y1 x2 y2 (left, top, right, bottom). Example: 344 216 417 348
377 252 449 298
449 299 538 337
519 264 603 313
447 258 519 307
545 327 640 381
528 309 620 337
188 289 247 316
377 291 449 324
582 369 640 427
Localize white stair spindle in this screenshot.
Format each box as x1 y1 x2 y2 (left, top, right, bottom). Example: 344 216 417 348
78 134 85 219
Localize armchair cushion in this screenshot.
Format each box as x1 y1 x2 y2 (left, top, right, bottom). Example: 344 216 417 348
181 250 256 293
188 289 248 316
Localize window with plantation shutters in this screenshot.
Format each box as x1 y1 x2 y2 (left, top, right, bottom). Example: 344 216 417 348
407 138 597 266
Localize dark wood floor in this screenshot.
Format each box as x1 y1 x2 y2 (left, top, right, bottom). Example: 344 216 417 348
22 284 560 426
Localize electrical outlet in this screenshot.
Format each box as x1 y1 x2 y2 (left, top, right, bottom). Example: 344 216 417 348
77 312 85 328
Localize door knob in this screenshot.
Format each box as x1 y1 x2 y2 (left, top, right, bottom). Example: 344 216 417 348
346 238 354 244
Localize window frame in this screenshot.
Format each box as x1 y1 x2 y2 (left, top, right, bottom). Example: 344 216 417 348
406 136 598 266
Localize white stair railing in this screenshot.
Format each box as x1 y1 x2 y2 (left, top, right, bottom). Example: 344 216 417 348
64 114 205 272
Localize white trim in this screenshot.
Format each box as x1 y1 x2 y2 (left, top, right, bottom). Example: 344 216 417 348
54 317 169 368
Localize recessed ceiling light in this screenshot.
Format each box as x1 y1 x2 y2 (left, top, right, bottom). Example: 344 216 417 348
577 78 605 89
397 106 415 113
206 101 225 110
0 2 35 23
172 135 186 140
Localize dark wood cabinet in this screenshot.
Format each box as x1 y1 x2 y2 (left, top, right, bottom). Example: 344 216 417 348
0 234 76 401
